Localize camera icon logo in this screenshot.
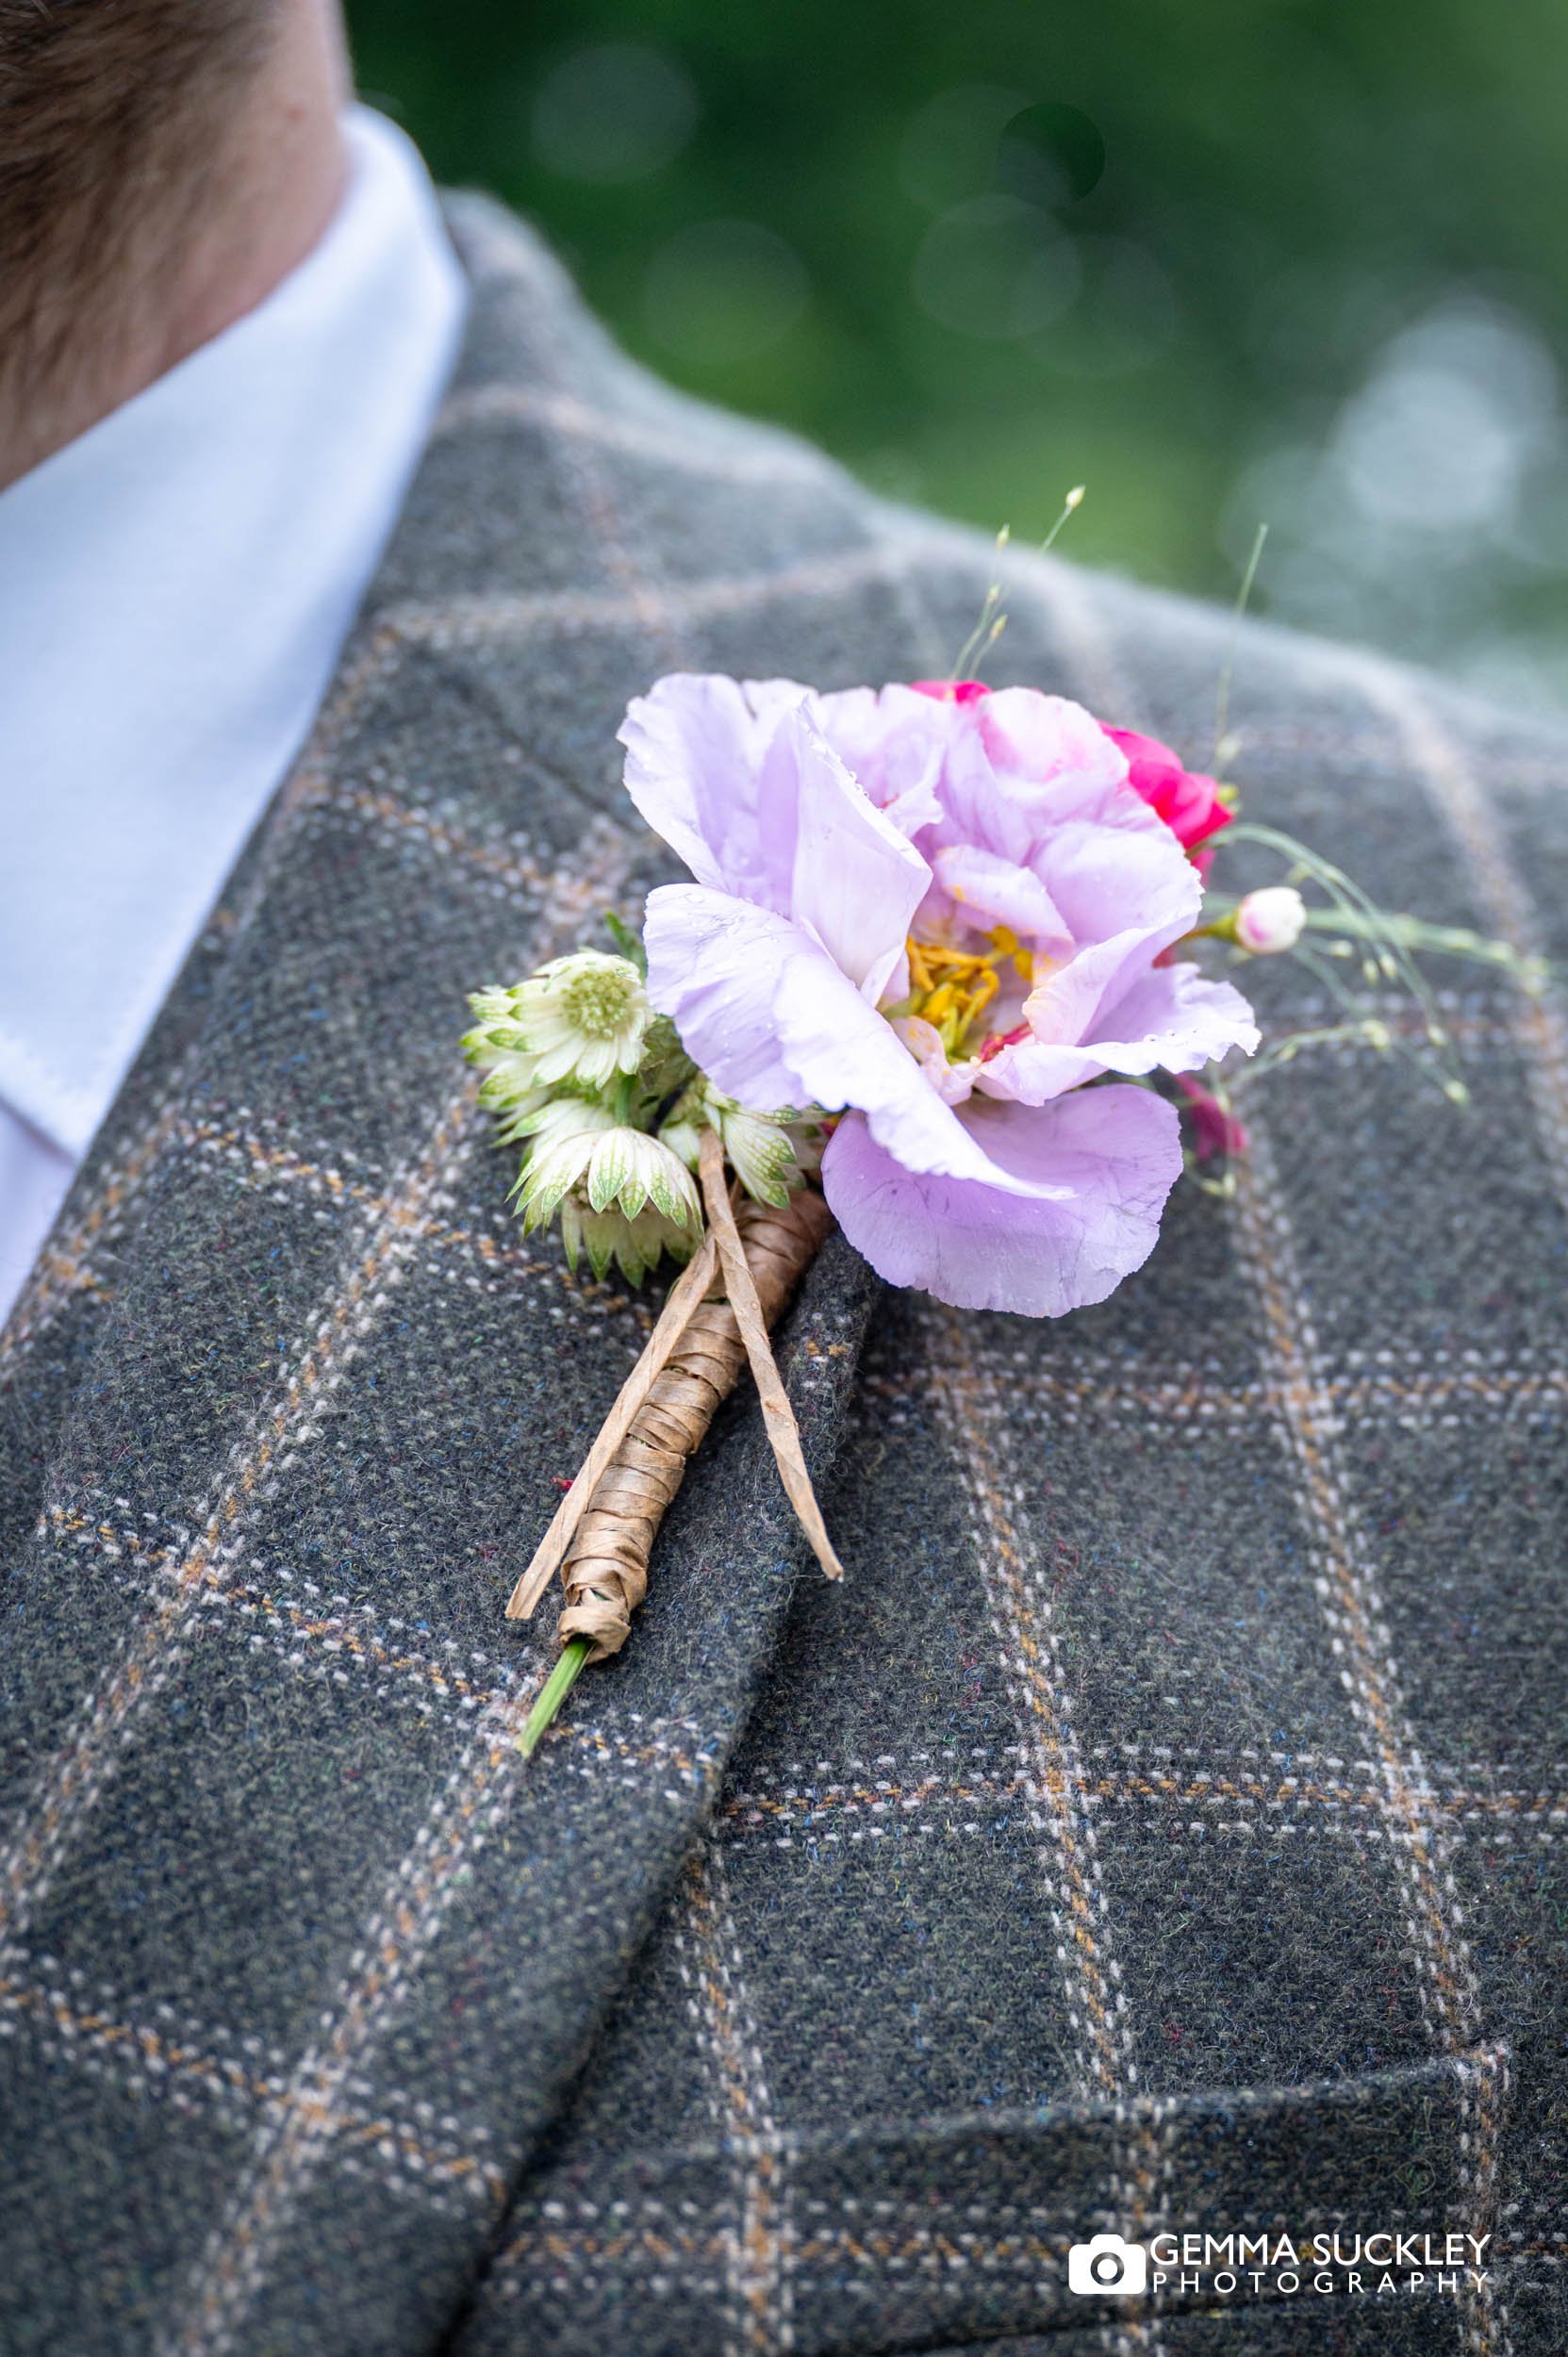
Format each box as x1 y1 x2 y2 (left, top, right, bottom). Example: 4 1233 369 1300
1067 2233 1148 2297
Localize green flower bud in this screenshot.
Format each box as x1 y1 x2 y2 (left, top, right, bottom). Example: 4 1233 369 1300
658 1081 817 1210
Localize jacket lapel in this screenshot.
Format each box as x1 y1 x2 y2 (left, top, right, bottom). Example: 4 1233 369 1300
0 195 910 2351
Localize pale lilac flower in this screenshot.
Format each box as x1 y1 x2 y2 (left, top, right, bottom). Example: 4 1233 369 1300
619 675 1258 1314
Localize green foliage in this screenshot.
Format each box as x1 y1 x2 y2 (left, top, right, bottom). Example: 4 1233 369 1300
348 0 1568 669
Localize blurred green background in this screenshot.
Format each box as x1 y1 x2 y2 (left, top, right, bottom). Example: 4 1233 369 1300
348 0 1568 706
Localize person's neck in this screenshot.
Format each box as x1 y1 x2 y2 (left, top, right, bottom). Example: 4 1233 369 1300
0 0 349 491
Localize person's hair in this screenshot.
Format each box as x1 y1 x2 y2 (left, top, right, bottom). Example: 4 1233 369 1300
0 0 281 399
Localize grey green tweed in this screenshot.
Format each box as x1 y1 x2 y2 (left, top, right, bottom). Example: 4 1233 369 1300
1 191 1566 2356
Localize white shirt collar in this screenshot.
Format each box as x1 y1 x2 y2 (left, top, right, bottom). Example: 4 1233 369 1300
0 106 467 1162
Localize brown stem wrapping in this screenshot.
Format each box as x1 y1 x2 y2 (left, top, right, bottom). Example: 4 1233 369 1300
557 1188 834 1661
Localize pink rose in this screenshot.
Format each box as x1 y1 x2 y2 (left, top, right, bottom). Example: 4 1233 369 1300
910 679 990 707
1099 726 1231 857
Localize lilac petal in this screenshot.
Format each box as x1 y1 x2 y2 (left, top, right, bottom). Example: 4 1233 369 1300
1024 922 1180 1052
991 960 1259 1102
977 687 1129 795
619 672 804 906
929 843 1070 947
810 684 950 837
889 1014 976 1106
978 962 1259 1102
870 766 946 842
1015 806 1206 1060
973 1037 1114 1101
822 1084 1182 1316
1031 811 1200 960
920 692 1134 869
644 885 1005 1184
927 723 1044 868
773 704 931 1002
1098 960 1262 1073
622 677 929 1005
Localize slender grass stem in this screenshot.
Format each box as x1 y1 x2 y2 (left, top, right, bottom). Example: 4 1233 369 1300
1212 519 1267 768
519 1635 594 1758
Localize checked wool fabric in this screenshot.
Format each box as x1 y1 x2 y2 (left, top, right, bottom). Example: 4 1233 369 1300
2 192 1568 2357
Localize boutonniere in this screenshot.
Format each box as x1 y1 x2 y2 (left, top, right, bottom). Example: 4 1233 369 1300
465 653 1536 1755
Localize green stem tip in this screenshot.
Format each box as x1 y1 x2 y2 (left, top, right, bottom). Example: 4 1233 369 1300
518 1634 594 1759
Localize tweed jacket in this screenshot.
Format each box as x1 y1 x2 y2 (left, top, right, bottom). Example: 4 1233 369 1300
3 190 1566 2357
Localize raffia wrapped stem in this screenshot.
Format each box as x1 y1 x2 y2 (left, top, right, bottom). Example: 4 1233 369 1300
539 1185 834 1662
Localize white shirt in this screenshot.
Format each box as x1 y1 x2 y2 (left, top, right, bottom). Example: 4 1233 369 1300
0 107 467 1322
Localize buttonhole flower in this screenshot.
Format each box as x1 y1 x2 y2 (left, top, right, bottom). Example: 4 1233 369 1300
468 949 652 1091
515 1102 701 1235
467 968 704 1286
462 985 546 1114
559 1198 697 1288
620 673 1260 1316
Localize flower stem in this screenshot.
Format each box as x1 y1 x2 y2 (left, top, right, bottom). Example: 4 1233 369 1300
518 1635 594 1758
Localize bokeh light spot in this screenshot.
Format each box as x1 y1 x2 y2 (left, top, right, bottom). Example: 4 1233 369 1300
913 195 1080 340
531 43 697 185
1031 238 1177 376
899 84 1032 212
999 102 1107 207
643 220 811 366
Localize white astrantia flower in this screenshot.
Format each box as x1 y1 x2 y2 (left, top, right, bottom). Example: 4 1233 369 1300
517 1116 701 1234
462 986 544 1109
509 1100 618 1228
490 1087 613 1151
560 1197 700 1287
506 950 652 1088
587 1128 702 1225
465 986 515 1032
474 1072 554 1132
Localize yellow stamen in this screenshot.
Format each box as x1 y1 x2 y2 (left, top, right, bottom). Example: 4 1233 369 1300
895 929 1020 1060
